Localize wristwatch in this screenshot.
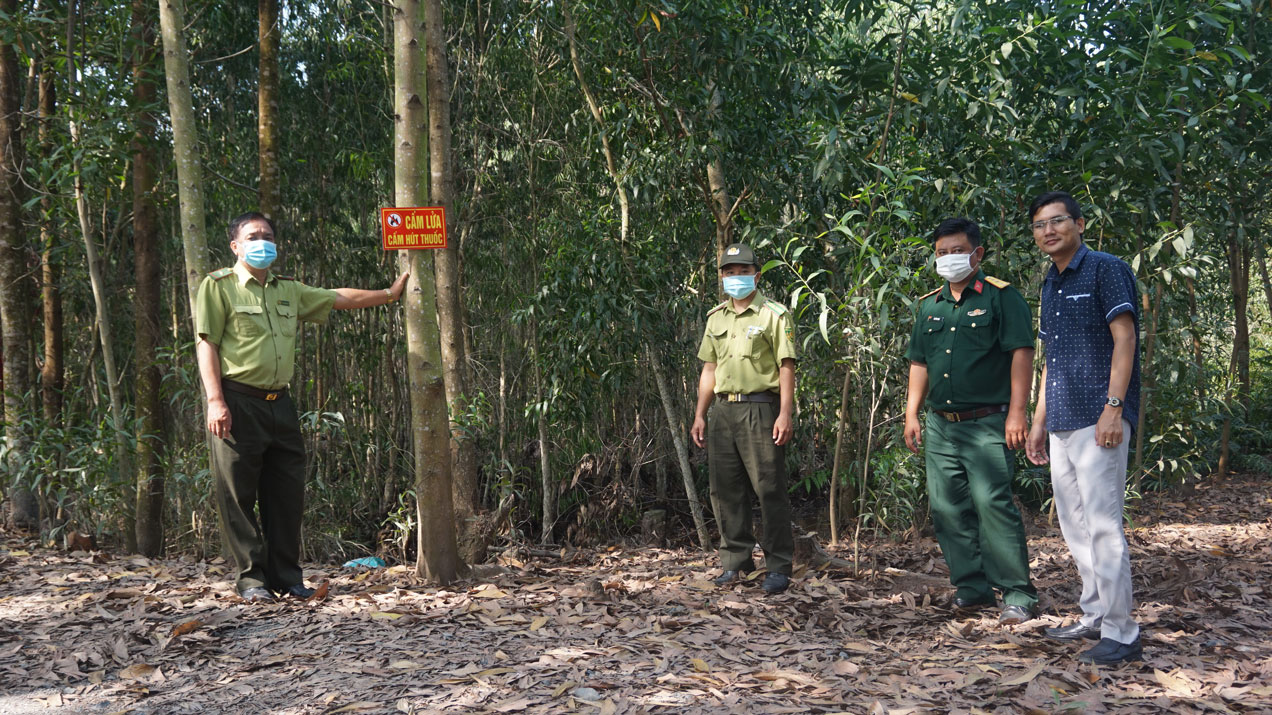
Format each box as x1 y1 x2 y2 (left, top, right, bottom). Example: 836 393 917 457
1106 396 1123 408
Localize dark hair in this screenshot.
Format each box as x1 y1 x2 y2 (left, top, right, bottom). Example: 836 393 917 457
1028 191 1083 222
227 212 276 242
932 217 981 248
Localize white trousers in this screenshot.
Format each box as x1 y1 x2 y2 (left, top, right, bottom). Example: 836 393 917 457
1049 419 1139 643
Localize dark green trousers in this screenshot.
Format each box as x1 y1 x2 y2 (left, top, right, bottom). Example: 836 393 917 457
707 400 794 576
925 411 1037 608
210 389 307 592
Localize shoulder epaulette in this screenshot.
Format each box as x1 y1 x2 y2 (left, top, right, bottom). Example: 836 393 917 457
763 299 789 316
273 274 295 281
984 276 1010 289
918 286 941 300
706 301 728 317
208 267 234 280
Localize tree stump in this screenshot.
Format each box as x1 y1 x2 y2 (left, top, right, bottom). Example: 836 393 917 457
640 509 667 546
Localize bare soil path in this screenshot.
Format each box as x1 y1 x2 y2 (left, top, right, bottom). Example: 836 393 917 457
2 475 1270 714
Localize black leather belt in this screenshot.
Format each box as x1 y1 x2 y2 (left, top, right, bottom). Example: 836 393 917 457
719 392 776 403
936 404 1008 422
223 379 287 401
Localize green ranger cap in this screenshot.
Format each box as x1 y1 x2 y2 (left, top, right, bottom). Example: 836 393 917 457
719 243 757 268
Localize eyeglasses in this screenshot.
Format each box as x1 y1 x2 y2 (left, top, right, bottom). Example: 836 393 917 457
1030 215 1072 232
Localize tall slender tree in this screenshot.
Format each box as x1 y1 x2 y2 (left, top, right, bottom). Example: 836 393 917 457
38 43 62 428
394 0 461 583
158 0 211 322
258 0 280 220
132 0 165 556
423 0 480 525
0 0 37 530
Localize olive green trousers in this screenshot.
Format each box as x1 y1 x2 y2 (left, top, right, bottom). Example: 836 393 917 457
707 400 794 576
209 390 307 592
924 411 1037 608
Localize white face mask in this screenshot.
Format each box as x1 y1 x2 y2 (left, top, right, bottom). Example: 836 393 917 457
935 253 977 282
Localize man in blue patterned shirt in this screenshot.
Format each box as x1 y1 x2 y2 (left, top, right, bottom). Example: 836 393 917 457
1024 191 1142 664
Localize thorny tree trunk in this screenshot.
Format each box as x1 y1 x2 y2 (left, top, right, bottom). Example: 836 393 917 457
394 0 461 583
133 0 166 557
38 54 63 428
424 0 480 524
69 0 134 547
0 0 37 530
257 0 280 220
158 0 212 322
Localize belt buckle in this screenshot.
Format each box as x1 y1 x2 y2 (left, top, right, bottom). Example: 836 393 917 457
266 392 279 401
727 393 741 403
946 411 960 423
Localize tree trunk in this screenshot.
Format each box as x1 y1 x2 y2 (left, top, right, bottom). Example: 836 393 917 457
423 0 480 522
704 83 732 258
827 361 853 545
38 52 63 428
0 0 38 530
132 0 165 556
1254 237 1272 321
257 0 280 220
394 0 461 584
158 0 212 322
648 345 710 550
530 313 554 543
1229 229 1250 407
69 0 134 548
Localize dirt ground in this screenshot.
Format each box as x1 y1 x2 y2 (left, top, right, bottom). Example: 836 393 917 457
1 475 1270 714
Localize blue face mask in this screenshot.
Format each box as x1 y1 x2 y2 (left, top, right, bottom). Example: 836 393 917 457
241 239 277 269
722 274 757 299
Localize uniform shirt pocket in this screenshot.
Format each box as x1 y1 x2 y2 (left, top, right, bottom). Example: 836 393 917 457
708 326 730 360
275 302 298 337
958 309 994 348
742 324 769 359
232 304 266 337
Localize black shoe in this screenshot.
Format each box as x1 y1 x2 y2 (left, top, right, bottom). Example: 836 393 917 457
1078 637 1142 665
713 569 750 586
999 605 1035 625
953 596 994 611
280 583 315 599
238 586 274 602
761 573 790 594
1045 622 1102 642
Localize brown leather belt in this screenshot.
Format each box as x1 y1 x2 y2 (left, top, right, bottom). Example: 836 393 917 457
936 404 1008 422
223 379 287 402
719 392 776 403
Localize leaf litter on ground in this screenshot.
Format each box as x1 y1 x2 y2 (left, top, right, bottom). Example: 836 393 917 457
1 475 1271 713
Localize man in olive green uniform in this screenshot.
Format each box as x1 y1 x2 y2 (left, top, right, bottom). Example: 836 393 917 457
691 243 797 594
195 211 408 602
903 218 1038 624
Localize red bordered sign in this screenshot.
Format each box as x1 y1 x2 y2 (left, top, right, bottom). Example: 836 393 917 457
381 207 447 250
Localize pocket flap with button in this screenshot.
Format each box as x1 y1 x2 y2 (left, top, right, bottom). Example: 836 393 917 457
233 304 263 315
708 326 730 359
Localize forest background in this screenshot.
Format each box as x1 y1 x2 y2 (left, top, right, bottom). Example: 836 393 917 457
1 0 1269 579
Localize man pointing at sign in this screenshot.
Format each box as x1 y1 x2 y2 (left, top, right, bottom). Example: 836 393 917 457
195 211 408 602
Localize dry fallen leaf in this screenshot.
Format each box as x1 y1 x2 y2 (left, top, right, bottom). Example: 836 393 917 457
169 619 203 637
118 664 156 681
1000 662 1045 687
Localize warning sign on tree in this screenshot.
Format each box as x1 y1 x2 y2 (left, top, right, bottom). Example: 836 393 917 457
381 207 447 250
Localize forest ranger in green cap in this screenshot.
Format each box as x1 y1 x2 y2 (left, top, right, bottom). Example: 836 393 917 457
691 243 798 594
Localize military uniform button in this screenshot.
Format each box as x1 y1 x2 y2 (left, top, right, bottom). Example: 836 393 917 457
950 327 956 331
945 349 951 354
943 373 949 378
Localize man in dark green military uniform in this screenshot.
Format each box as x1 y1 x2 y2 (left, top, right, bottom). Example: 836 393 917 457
195 212 408 602
691 243 798 594
903 218 1038 624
